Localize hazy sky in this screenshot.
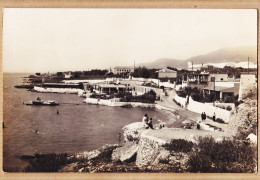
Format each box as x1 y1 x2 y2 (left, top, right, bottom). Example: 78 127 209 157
3 8 257 73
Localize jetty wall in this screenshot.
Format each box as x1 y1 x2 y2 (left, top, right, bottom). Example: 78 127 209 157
34 86 84 94
84 98 155 108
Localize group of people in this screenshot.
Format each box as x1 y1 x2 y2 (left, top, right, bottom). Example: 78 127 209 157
201 112 207 121
142 114 154 129
201 112 216 122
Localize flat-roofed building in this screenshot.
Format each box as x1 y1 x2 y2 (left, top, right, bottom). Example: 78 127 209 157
113 66 134 74
94 83 126 94
158 68 177 83
133 85 164 98
203 83 240 100
208 74 229 82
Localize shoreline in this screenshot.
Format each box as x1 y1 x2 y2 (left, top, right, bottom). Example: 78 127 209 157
11 94 257 173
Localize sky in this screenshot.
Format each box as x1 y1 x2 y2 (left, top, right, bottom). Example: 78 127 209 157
3 8 257 73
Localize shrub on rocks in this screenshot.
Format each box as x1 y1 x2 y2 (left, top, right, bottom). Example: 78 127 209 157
163 139 194 153
187 136 257 173
24 153 70 172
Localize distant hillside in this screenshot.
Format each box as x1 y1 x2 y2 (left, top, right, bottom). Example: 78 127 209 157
186 46 257 64
138 58 186 69
138 46 257 69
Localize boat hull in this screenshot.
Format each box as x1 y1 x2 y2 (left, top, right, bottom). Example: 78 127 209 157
24 101 59 106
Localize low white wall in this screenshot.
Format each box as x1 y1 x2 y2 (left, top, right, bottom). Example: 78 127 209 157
158 81 175 88
132 77 152 82
62 79 106 84
174 94 186 107
34 86 84 94
173 94 231 123
84 98 155 108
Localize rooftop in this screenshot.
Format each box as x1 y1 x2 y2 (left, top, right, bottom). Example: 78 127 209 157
114 66 134 69
158 68 177 73
204 84 239 92
98 84 126 88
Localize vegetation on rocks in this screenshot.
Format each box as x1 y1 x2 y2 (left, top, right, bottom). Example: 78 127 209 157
187 136 257 173
163 139 194 153
24 153 73 172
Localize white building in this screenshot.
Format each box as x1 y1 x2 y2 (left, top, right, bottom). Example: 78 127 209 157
208 74 229 82
113 66 134 74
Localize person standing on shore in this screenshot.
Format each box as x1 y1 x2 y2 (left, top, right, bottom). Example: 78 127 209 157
213 112 216 122
201 112 204 121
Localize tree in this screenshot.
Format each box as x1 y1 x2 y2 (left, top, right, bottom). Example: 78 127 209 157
57 72 63 77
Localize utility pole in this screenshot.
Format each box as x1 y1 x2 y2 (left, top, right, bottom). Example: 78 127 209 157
213 76 215 106
192 61 193 71
248 57 249 74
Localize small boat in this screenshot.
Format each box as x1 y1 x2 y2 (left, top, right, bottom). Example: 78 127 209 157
24 97 59 106
121 104 132 108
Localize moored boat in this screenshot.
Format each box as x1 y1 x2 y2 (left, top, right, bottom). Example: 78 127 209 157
24 97 59 106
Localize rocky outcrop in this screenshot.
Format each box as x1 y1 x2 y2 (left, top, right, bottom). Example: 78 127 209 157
151 148 171 165
112 141 138 163
122 122 147 142
238 75 257 101
75 144 120 160
136 131 167 167
228 98 257 137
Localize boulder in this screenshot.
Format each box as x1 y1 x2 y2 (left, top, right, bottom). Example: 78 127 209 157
122 122 147 142
247 133 257 144
112 142 138 163
136 136 165 167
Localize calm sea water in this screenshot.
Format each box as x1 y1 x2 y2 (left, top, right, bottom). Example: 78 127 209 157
3 73 171 171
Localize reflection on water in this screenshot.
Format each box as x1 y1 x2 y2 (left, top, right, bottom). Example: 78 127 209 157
3 73 170 171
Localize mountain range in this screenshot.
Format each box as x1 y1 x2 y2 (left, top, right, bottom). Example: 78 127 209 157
138 46 257 69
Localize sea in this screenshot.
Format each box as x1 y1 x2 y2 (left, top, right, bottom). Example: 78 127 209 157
3 73 171 171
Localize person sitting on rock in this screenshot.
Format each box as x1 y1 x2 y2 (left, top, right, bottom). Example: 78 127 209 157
147 118 154 129
142 114 148 125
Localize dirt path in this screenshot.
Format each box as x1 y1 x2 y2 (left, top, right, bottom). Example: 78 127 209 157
156 89 200 128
